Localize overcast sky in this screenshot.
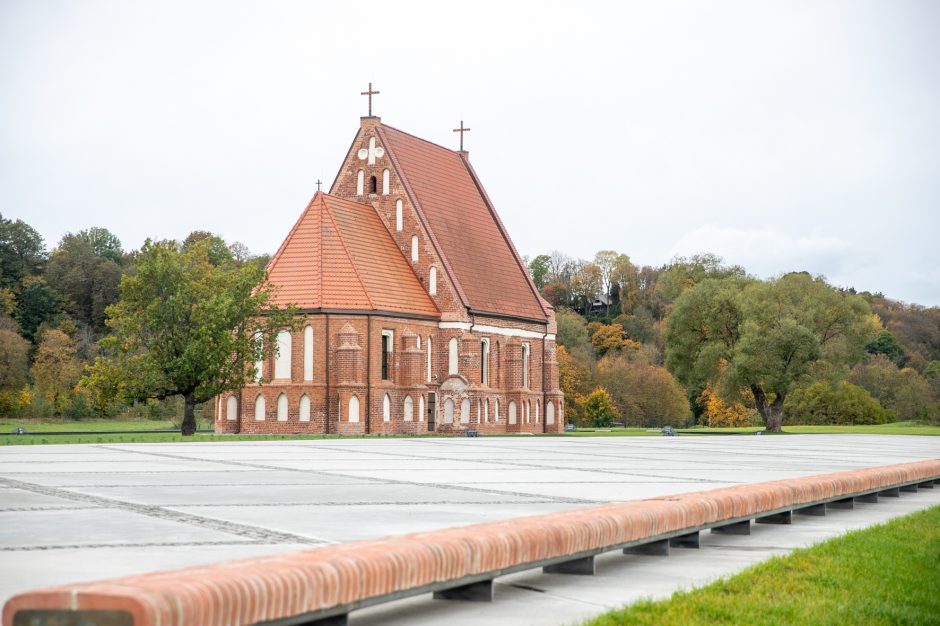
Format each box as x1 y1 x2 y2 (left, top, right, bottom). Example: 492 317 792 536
1 1 938 305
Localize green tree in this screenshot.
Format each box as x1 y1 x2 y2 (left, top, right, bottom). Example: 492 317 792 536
784 381 890 425
666 273 874 432
583 387 619 427
0 213 46 289
527 254 551 290
30 328 84 412
864 330 905 366
46 235 123 333
555 308 591 353
74 227 124 264
83 238 296 435
658 253 746 302
849 354 933 421
15 279 61 341
595 353 690 427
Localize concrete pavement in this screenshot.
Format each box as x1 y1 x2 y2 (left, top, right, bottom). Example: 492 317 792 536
1 434 938 624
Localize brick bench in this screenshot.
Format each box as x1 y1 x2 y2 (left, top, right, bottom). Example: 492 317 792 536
5 459 939 626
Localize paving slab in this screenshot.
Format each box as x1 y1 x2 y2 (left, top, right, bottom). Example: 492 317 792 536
0 434 937 624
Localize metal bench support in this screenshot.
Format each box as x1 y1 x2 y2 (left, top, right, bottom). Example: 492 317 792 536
669 531 700 549
827 497 854 510
544 555 596 575
302 614 348 626
712 519 751 535
880 487 900 497
795 503 827 516
900 484 918 493
433 579 495 602
855 492 879 503
756 510 792 525
624 539 670 556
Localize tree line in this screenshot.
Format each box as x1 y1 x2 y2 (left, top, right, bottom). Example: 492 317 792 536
1 211 938 433
526 250 940 431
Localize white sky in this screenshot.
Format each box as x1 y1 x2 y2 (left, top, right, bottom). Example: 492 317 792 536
1 0 938 305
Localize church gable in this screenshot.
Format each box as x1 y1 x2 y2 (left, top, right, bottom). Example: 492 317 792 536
377 125 548 322
265 193 439 317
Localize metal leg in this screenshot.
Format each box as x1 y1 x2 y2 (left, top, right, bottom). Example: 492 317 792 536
880 487 900 498
795 503 826 516
757 510 792 525
827 497 854 510
900 484 918 493
624 539 670 556
301 614 348 626
712 520 751 535
544 555 596 575
918 481 934 489
433 579 495 602
855 492 879 503
669 531 700 549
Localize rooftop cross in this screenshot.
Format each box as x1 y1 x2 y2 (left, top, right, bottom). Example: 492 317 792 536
316 179 323 192
453 120 471 151
361 82 380 117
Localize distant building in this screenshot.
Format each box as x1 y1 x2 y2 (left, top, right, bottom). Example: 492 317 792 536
215 110 563 434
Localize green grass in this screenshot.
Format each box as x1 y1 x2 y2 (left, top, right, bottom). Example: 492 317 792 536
0 418 210 432
585 505 940 626
685 421 940 436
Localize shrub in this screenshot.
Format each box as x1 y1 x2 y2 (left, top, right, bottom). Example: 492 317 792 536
583 387 619 427
784 381 891 425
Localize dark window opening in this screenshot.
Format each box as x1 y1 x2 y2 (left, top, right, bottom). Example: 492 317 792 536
381 334 391 380
370 176 378 194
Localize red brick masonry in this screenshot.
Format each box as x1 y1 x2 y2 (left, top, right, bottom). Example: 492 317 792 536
5 459 939 626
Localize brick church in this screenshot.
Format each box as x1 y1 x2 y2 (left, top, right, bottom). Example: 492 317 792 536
215 93 563 435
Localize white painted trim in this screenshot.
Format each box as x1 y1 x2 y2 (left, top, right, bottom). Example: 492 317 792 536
437 321 553 341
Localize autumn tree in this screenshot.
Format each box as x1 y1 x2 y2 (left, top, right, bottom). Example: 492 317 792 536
587 323 640 357
31 328 84 412
84 237 295 435
595 353 690 427
570 261 601 312
698 387 753 428
557 344 591 424
849 354 932 421
666 273 875 432
0 327 30 392
583 387 619 427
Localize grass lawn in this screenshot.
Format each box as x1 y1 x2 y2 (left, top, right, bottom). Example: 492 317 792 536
567 421 940 437
585 505 940 626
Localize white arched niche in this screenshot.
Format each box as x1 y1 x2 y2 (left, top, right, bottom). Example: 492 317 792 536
299 394 311 422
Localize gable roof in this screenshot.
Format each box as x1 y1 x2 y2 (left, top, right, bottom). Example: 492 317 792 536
266 192 440 318
376 124 548 323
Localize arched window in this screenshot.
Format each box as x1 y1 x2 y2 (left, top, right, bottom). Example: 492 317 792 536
369 175 377 194
381 330 393 381
348 396 360 423
481 338 489 385
383 393 391 422
404 395 414 421
277 393 289 421
448 337 458 375
411 235 419 262
429 266 437 295
495 398 500 421
395 199 403 231
477 399 482 423
254 333 263 382
460 398 470 423
546 401 555 425
382 169 390 195
427 336 432 382
419 394 425 422
356 170 364 195
299 394 311 422
226 395 238 421
484 398 489 423
275 330 292 380
444 398 455 423
303 325 313 381
508 401 517 425
254 394 266 421
536 400 540 424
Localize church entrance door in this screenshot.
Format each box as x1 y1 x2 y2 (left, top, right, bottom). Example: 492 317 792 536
427 392 436 431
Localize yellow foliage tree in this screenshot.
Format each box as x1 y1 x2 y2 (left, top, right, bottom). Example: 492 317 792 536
557 344 590 424
698 387 754 428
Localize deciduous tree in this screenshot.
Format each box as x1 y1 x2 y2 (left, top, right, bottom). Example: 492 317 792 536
666 273 875 431
31 328 83 412
583 387 618 427
83 237 296 435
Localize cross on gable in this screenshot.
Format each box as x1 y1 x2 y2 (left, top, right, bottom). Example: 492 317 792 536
316 179 323 192
360 82 379 117
453 120 471 151
357 136 385 165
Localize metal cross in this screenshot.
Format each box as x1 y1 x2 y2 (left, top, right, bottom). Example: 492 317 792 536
316 179 322 192
361 82 380 116
453 120 471 151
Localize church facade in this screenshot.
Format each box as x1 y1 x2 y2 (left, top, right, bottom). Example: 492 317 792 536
214 112 564 435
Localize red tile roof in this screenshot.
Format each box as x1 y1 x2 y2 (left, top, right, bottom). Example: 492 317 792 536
378 125 548 322
266 193 439 318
